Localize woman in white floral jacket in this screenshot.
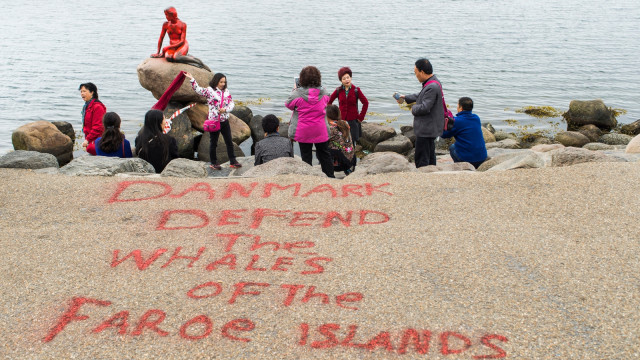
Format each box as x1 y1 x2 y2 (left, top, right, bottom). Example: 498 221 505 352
185 72 240 170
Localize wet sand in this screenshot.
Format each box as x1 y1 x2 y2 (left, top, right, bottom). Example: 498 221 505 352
1 163 639 359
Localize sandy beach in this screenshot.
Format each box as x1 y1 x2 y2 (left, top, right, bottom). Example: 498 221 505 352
1 163 639 359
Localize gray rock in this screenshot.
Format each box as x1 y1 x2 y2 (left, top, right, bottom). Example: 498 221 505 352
564 99 617 131
359 122 396 152
482 122 496 134
485 152 544 171
625 134 640 154
230 106 253 126
0 150 60 169
243 156 325 178
226 156 256 177
161 158 208 178
400 126 416 145
164 102 197 159
348 152 416 178
549 147 626 167
482 127 496 143
477 150 537 171
33 167 61 174
374 134 413 155
405 148 415 163
59 156 156 176
620 119 640 136
577 124 603 142
197 132 245 163
494 131 517 141
418 162 476 173
531 144 565 153
598 133 633 145
249 115 264 155
137 57 212 104
12 121 73 166
485 139 520 149
51 121 76 145
582 142 615 151
554 131 591 148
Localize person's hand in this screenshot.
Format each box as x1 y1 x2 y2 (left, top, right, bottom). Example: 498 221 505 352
184 72 194 80
82 140 88 149
219 108 226 114
396 95 405 104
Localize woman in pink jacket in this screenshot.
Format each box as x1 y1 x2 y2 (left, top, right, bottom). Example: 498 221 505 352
285 66 334 178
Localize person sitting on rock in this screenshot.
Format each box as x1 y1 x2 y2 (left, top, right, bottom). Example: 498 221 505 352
95 112 132 158
135 109 178 173
254 114 293 166
326 104 355 175
441 97 487 168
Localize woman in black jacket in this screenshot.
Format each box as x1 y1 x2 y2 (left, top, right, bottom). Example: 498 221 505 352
135 109 178 173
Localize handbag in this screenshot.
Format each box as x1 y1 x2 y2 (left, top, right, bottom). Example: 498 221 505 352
203 119 220 132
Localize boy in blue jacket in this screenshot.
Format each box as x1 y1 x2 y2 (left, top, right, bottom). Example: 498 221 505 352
441 97 487 168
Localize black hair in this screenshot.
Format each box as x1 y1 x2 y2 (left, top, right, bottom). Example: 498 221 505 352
299 66 322 88
325 104 341 121
209 73 227 90
458 97 474 111
415 58 433 75
98 112 125 154
137 109 169 163
79 82 99 99
261 114 280 134
326 105 350 143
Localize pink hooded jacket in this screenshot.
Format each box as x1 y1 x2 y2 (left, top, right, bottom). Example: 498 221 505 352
285 87 330 143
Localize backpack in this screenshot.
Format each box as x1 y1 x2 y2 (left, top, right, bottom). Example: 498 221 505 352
424 80 455 131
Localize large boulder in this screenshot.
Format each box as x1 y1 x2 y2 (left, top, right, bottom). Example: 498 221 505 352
577 124 603 142
477 150 539 171
51 121 76 145
598 133 633 146
0 150 59 169
549 147 625 167
359 122 396 152
59 156 155 176
485 139 520 149
348 152 416 178
164 102 197 159
418 162 476 173
554 131 590 148
230 106 253 126
373 134 413 155
563 99 617 131
625 134 640 154
243 156 325 178
481 127 496 143
583 143 615 151
161 158 208 178
12 121 73 166
620 119 640 136
400 126 416 145
197 132 245 163
137 57 212 104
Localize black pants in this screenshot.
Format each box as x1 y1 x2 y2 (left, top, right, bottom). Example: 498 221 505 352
209 120 236 165
415 136 436 168
299 141 335 178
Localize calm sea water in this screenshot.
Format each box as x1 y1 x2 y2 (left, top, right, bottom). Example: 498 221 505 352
1 0 639 155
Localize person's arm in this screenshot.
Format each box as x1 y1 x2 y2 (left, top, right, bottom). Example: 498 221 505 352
86 105 106 143
285 90 301 110
189 78 211 98
153 23 168 56
357 88 368 121
328 88 338 105
223 92 234 113
411 86 437 116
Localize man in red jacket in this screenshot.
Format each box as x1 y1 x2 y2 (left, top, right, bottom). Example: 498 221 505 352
79 82 106 155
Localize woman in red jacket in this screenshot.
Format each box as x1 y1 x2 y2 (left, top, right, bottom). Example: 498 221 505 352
79 82 106 155
328 67 368 170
